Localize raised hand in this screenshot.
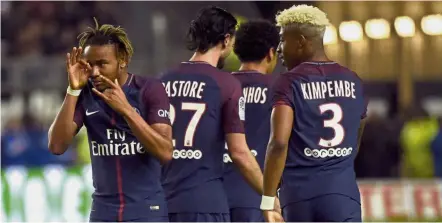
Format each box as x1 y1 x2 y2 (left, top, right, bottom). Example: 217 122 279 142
92 75 133 116
66 47 91 90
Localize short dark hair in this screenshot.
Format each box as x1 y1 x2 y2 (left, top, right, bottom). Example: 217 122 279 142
78 18 133 62
186 6 238 53
234 20 279 63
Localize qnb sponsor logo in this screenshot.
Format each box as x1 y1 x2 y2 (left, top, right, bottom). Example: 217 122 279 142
172 149 203 160
304 147 353 158
157 109 170 119
91 129 146 156
223 150 258 163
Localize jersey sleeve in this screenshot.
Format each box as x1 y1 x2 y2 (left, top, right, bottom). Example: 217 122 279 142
141 79 172 125
361 98 368 119
73 93 84 130
359 76 368 119
222 79 245 134
272 74 295 108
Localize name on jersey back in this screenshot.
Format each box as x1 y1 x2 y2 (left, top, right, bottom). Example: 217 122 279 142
243 87 267 104
163 81 206 99
301 80 356 100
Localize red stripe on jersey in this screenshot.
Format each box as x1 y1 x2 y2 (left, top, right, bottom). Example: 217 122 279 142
111 114 124 221
116 158 125 222
111 112 116 126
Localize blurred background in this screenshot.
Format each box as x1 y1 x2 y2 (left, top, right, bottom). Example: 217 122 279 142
1 1 441 222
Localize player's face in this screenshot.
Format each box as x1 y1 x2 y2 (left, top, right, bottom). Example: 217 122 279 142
84 45 120 91
218 35 235 69
277 27 305 70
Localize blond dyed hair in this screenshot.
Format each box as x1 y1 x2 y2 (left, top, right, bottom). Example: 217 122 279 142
276 5 329 39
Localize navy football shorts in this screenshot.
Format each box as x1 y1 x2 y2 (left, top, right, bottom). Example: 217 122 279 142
230 207 264 222
282 194 362 222
168 213 230 222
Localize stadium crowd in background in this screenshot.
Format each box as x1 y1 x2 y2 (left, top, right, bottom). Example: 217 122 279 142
1 2 118 57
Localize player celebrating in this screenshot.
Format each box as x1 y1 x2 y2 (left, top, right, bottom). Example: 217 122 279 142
48 19 173 222
261 5 367 222
222 20 279 222
160 6 265 222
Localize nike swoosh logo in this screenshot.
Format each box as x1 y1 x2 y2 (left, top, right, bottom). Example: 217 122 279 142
86 109 99 116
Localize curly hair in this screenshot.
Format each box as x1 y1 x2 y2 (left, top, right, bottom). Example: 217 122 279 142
77 17 134 62
234 20 279 63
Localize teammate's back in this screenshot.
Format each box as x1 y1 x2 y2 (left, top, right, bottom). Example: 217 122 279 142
160 6 265 222
222 20 279 222
161 62 242 214
275 62 366 204
232 71 273 157
262 5 367 222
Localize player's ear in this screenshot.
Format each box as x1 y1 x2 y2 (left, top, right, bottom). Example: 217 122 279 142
299 35 307 48
222 34 232 49
267 47 276 63
119 59 127 69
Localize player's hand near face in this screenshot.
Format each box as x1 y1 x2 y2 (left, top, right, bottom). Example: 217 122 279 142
92 75 133 116
67 47 91 90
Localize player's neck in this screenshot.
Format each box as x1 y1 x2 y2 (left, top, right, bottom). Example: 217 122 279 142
307 50 332 62
189 49 221 68
239 63 267 75
118 72 129 86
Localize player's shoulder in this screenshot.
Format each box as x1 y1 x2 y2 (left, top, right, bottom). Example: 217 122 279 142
131 73 163 89
295 62 361 78
161 61 221 77
232 71 274 85
326 62 362 80
182 62 241 90
275 69 300 84
217 70 241 89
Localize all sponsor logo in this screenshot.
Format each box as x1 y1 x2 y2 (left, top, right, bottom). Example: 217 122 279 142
172 149 203 160
304 147 353 158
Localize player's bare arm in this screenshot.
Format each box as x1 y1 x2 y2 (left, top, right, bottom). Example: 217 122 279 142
92 75 173 163
48 47 91 155
226 133 264 194
261 105 293 222
263 105 293 197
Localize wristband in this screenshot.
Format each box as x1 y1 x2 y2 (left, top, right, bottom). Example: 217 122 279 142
260 195 276 210
67 86 82 96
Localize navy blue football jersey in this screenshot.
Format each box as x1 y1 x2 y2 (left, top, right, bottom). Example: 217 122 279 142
272 62 367 207
160 61 245 214
73 73 171 221
223 71 273 209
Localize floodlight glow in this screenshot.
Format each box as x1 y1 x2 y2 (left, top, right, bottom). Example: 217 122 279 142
365 19 391 39
421 14 442 36
339 21 363 42
394 16 415 37
323 25 338 45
